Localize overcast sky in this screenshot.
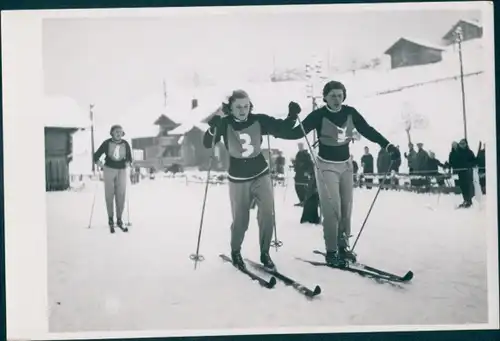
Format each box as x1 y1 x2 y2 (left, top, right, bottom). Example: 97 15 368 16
42 5 481 126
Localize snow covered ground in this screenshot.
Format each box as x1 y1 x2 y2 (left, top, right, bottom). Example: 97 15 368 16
46 175 490 335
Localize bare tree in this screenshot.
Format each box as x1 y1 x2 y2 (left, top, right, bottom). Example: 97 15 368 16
401 101 429 145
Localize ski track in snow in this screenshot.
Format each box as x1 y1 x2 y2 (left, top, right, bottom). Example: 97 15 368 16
47 177 489 333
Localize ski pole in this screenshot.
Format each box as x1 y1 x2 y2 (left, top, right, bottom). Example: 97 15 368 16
295 116 337 220
267 135 283 251
190 127 218 270
351 160 395 252
87 178 98 229
126 167 132 227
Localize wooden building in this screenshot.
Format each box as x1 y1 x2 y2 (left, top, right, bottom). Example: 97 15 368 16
131 99 228 171
45 127 79 191
44 96 91 191
442 19 483 46
384 38 445 69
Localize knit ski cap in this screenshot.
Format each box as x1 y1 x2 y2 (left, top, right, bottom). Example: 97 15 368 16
322 80 347 100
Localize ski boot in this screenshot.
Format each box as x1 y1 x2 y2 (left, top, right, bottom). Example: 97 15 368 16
108 217 115 234
231 250 246 270
339 246 357 263
260 252 276 270
325 251 347 268
459 200 472 208
338 233 357 263
117 218 128 232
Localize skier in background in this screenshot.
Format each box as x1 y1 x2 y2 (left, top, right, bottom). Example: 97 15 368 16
427 151 445 187
414 143 430 190
300 155 320 225
293 143 313 206
389 146 401 189
377 146 391 190
274 150 286 186
275 151 285 175
404 143 417 188
203 89 300 270
361 146 374 189
93 124 133 233
453 139 477 208
351 155 359 187
276 80 400 267
476 144 485 194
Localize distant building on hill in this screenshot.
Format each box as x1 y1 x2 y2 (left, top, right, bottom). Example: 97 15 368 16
384 37 445 69
441 19 483 46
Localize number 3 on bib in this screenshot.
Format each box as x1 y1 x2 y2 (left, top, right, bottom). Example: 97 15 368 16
239 133 254 158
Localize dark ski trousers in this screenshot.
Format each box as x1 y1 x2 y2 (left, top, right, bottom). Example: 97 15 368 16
458 169 473 202
315 158 354 252
301 192 320 224
229 174 274 254
294 181 307 203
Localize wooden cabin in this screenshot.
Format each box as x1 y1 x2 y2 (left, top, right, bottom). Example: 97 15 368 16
442 19 483 46
44 96 90 191
384 38 445 69
45 127 79 191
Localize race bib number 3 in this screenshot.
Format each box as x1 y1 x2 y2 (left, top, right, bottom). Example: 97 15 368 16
239 133 254 157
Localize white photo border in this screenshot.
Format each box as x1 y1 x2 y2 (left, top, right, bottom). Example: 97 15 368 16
2 1 497 340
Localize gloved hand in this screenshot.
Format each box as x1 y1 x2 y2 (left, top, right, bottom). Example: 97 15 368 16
207 115 222 129
386 144 401 161
287 101 301 118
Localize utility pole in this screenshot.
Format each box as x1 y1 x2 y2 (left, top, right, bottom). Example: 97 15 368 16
90 104 95 173
454 26 468 140
305 56 327 143
163 79 167 110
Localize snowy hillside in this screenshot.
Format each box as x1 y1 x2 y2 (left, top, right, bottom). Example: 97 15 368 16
81 37 488 170
351 71 487 166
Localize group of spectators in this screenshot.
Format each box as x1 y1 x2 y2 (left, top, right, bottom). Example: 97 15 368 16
290 138 486 220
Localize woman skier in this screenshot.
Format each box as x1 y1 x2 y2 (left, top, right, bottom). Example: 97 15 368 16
93 124 133 233
203 90 300 270
276 80 400 267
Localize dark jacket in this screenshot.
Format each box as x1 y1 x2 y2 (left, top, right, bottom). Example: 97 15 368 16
454 147 476 171
427 157 444 173
293 150 313 181
377 149 391 174
414 149 430 172
361 153 374 173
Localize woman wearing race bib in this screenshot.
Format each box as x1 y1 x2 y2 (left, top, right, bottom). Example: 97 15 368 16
93 124 133 233
277 81 400 267
203 90 301 270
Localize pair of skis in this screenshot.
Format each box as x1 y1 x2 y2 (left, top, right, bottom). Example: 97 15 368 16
299 250 413 283
220 250 413 296
219 254 321 298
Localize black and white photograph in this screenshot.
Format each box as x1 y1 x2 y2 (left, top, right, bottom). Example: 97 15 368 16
2 1 498 340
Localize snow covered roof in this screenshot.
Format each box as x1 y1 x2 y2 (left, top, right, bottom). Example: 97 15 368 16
43 96 91 129
459 18 482 28
445 19 482 34
442 19 483 42
164 81 312 137
384 37 445 55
